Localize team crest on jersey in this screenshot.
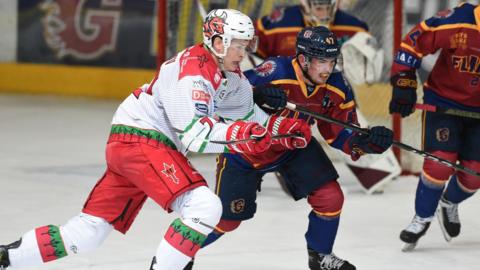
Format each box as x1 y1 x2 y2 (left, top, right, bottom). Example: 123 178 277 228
161 163 179 184
434 9 453 19
39 0 121 60
436 128 450 142
254 60 277 77
450 32 468 50
230 199 245 213
268 8 285 23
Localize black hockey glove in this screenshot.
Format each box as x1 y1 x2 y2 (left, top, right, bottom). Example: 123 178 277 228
253 84 287 110
349 126 393 156
389 71 417 118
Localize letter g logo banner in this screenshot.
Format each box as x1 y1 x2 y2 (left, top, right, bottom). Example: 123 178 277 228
40 0 121 60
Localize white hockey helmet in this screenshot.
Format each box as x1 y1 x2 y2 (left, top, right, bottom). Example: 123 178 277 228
300 0 339 26
202 9 257 58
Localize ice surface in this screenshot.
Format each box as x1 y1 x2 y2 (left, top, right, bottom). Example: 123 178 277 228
0 94 478 269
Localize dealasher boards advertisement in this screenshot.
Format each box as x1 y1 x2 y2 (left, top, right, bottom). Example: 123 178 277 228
18 0 157 69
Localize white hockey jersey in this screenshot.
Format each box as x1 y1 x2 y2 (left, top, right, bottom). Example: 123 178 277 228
111 44 269 154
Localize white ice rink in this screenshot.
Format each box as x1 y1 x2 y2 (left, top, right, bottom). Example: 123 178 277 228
0 94 479 270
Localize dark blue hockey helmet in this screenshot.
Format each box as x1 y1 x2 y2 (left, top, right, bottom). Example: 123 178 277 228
296 26 340 59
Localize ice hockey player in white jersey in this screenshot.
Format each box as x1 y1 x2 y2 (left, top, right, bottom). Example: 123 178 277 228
0 9 310 270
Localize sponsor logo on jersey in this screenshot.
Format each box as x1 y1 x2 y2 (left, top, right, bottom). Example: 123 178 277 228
40 0 121 60
436 128 450 142
192 90 211 102
395 50 421 69
193 79 211 91
268 8 285 23
230 199 245 213
254 60 277 77
195 103 209 114
161 163 180 184
434 9 453 19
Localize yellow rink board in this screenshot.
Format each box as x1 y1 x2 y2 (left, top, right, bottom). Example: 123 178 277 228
0 63 156 99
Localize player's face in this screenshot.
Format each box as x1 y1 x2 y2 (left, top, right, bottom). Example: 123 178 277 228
223 39 249 71
311 4 334 24
306 57 336 84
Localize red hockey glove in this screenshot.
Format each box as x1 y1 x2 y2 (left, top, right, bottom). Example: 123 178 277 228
267 116 312 150
389 71 417 118
226 121 271 154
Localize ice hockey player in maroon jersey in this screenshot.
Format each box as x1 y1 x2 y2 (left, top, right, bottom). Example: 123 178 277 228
253 0 400 194
389 3 480 251
184 26 394 270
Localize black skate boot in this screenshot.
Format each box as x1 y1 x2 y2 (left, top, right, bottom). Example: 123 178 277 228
0 246 9 270
0 239 21 269
400 215 432 252
308 248 356 270
436 196 460 242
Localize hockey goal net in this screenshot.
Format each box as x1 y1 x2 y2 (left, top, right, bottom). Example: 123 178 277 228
157 0 473 174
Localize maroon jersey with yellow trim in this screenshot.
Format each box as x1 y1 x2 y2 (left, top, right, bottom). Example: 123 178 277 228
392 3 480 108
255 5 368 58
241 56 359 168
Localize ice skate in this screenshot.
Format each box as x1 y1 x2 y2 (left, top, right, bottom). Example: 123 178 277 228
0 239 22 270
0 245 9 270
400 215 432 252
308 248 356 270
436 197 460 242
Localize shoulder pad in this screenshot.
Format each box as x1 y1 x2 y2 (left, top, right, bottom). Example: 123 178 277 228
178 45 223 90
333 10 369 31
260 5 304 30
424 3 476 28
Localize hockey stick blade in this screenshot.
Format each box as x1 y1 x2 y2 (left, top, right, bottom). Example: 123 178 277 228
286 102 480 177
415 104 480 120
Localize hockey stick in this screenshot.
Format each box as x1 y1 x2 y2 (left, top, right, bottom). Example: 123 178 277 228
415 103 480 120
174 126 302 145
195 0 207 19
285 102 480 177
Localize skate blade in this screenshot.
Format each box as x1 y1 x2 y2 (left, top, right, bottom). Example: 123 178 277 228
401 242 417 252
436 208 452 242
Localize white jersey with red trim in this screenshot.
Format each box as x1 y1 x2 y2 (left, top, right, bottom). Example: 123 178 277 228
111 44 269 154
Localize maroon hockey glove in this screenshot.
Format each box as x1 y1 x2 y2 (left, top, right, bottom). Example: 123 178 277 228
389 71 417 117
226 121 271 154
253 84 287 110
348 126 393 160
267 116 312 150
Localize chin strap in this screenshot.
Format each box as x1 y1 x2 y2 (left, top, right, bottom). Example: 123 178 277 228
297 56 316 86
